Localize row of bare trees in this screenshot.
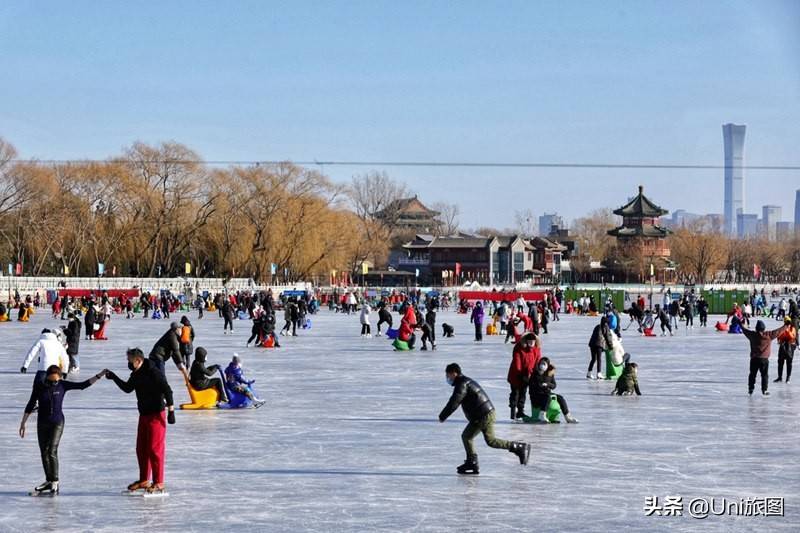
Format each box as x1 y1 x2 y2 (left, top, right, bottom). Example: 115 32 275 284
0 138 461 282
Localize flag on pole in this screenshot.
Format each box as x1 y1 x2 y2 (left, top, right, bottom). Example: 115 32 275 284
63 265 70 275
362 262 369 275
185 262 192 275
649 263 654 277
753 264 761 279
97 263 105 276
455 263 461 277
271 263 277 275
15 263 22 275
8 264 12 275
415 268 419 278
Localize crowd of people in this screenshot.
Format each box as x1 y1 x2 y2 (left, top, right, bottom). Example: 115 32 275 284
11 282 800 492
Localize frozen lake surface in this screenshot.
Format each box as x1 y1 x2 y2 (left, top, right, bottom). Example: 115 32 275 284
0 308 798 532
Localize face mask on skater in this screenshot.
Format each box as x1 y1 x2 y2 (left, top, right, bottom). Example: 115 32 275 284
537 363 548 374
127 361 135 371
446 376 454 385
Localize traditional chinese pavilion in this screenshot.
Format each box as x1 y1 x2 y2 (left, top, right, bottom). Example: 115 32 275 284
608 185 671 256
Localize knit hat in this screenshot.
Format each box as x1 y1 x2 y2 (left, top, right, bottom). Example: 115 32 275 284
170 321 180 330
180 316 190 325
755 320 766 332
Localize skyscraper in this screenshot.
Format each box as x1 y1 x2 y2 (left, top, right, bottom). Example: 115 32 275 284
795 190 800 237
762 205 781 241
723 124 746 236
538 213 563 236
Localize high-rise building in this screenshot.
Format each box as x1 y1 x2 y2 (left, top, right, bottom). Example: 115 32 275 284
776 221 794 240
723 124 746 236
538 213 563 236
795 190 800 236
761 205 782 241
737 213 759 239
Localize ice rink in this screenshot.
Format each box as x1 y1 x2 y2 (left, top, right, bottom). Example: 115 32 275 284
0 307 798 532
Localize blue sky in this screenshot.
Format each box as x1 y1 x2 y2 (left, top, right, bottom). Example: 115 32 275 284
1 1 798 229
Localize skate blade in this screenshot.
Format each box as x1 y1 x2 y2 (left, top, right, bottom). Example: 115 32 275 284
29 491 57 497
142 491 169 499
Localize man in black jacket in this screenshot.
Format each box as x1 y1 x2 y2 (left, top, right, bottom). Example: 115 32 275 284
439 363 530 475
107 348 175 494
149 322 189 380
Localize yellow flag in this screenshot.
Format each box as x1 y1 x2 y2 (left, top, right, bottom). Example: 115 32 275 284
362 262 369 275
185 262 192 275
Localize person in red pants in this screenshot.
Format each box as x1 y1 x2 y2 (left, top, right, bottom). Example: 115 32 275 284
107 348 175 494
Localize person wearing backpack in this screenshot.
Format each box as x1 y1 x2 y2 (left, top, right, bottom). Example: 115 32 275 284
178 316 195 369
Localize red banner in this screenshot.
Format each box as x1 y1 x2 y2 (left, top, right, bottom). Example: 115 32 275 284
457 290 546 302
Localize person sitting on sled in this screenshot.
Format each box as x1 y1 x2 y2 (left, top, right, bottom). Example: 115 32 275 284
189 347 228 403
224 355 264 406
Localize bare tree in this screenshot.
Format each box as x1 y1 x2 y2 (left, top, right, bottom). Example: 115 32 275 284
513 208 536 237
432 201 460 236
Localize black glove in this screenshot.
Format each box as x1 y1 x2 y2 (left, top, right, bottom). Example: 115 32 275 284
167 410 176 424
105 371 117 380
20 366 27 374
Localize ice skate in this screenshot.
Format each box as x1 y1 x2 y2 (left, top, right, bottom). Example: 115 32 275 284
565 414 579 424
31 481 58 496
456 455 479 475
509 442 531 465
597 372 605 379
537 411 550 423
586 372 595 380
143 483 168 498
762 391 770 396
126 480 151 493
774 377 782 382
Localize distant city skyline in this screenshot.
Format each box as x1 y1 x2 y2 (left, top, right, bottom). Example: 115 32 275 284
1 1 798 228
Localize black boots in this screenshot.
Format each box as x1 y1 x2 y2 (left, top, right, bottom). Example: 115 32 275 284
509 442 531 465
457 455 479 475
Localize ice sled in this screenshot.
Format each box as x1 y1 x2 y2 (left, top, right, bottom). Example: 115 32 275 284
486 324 498 335
238 311 248 320
728 324 742 334
715 322 728 332
180 376 260 410
643 327 656 337
180 381 220 410
261 334 276 348
0 313 9 322
302 318 311 330
523 394 562 423
604 351 624 380
219 382 260 409
386 328 399 339
152 310 162 319
94 321 109 340
392 339 411 351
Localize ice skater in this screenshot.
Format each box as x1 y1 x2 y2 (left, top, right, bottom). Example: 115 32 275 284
19 365 108 495
107 348 176 495
587 316 614 379
224 355 264 407
470 302 484 342
774 317 796 384
656 305 673 336
697 296 709 327
742 320 787 396
222 299 235 334
20 329 70 383
439 363 531 475
149 322 189 380
376 301 393 335
360 302 372 337
507 332 540 420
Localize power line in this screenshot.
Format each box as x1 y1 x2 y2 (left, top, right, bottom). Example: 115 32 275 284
8 159 800 170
